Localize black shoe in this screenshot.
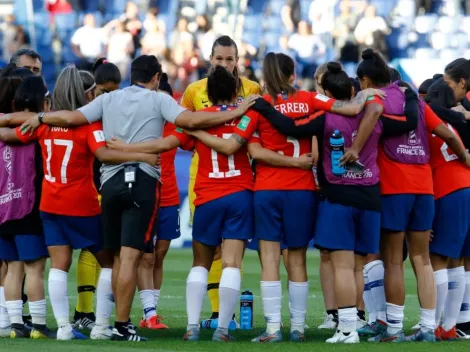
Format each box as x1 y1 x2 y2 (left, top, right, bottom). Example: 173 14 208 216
209 312 219 319
30 324 57 339
111 327 147 342
126 319 136 331
10 323 30 338
457 322 470 335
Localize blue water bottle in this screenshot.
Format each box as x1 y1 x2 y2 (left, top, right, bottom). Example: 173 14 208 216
330 130 345 176
240 290 254 330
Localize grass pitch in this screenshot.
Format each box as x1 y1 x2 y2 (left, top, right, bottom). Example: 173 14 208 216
1 249 467 351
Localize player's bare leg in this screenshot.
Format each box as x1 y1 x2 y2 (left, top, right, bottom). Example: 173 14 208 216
184 240 216 341
5 261 26 338
114 246 144 333
150 239 171 329
137 252 157 328
24 258 55 339
252 240 283 343
405 230 436 341
319 250 337 329
212 239 244 341
327 250 359 343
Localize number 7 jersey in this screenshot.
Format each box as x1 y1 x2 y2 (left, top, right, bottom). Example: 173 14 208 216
15 122 105 216
172 105 255 206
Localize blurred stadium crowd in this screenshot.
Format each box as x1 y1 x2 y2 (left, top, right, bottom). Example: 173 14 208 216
2 0 470 96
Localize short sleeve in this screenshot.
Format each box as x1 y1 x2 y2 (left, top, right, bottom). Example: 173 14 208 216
86 122 106 154
234 110 259 140
424 104 444 133
78 95 105 124
310 92 336 111
71 28 82 45
155 92 187 124
365 95 385 108
15 125 42 143
248 131 260 144
180 86 195 111
171 127 194 150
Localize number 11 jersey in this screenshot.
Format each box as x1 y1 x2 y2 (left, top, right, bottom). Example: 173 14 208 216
248 91 336 191
16 122 105 216
172 105 256 207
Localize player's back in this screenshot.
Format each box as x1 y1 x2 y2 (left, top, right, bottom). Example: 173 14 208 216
193 106 253 205
428 123 470 199
255 90 319 191
36 123 102 216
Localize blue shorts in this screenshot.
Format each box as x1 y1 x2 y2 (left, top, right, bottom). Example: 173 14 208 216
192 191 253 247
155 205 181 241
254 190 317 249
430 188 470 259
381 194 434 232
314 199 381 255
40 212 103 253
247 238 288 251
0 234 48 261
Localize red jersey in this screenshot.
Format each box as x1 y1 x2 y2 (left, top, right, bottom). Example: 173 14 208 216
374 103 443 195
172 105 255 206
160 123 180 207
248 91 336 191
428 122 470 199
16 122 105 216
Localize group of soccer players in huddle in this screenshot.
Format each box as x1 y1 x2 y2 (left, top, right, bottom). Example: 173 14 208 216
1 34 470 344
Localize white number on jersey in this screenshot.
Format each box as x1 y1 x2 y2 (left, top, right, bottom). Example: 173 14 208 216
434 123 465 162
278 136 300 157
44 139 74 184
209 134 241 178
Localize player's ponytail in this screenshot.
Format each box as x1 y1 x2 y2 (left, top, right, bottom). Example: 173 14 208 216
263 52 296 104
207 65 237 105
425 78 457 109
445 58 470 93
356 48 391 86
53 65 88 110
93 57 121 86
0 77 22 113
321 62 352 100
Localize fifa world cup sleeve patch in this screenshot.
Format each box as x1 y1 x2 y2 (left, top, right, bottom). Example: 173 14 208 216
315 94 330 102
175 127 184 133
93 130 105 143
237 115 250 131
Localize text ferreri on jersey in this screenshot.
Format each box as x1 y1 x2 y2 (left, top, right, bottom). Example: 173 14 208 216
274 102 310 114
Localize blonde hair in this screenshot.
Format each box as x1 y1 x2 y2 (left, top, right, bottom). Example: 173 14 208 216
53 65 95 110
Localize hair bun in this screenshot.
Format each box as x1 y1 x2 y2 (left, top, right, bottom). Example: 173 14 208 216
327 62 342 74
362 48 374 60
433 73 443 80
160 72 169 82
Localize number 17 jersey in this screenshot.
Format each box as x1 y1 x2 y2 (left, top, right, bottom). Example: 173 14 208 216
172 105 255 206
16 122 105 216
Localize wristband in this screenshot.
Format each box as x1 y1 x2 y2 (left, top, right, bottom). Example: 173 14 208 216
38 112 45 124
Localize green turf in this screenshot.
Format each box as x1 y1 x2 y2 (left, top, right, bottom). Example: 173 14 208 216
1 249 468 351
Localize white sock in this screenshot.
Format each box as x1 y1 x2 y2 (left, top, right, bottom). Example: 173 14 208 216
458 271 470 324
289 281 308 333
5 300 23 325
140 290 156 320
48 268 70 328
95 268 114 326
29 299 46 326
154 289 160 313
0 287 10 328
186 266 208 331
363 273 377 324
338 307 357 333
443 267 465 331
386 302 404 334
434 269 448 326
218 268 241 333
260 281 282 334
364 260 386 322
420 308 436 332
